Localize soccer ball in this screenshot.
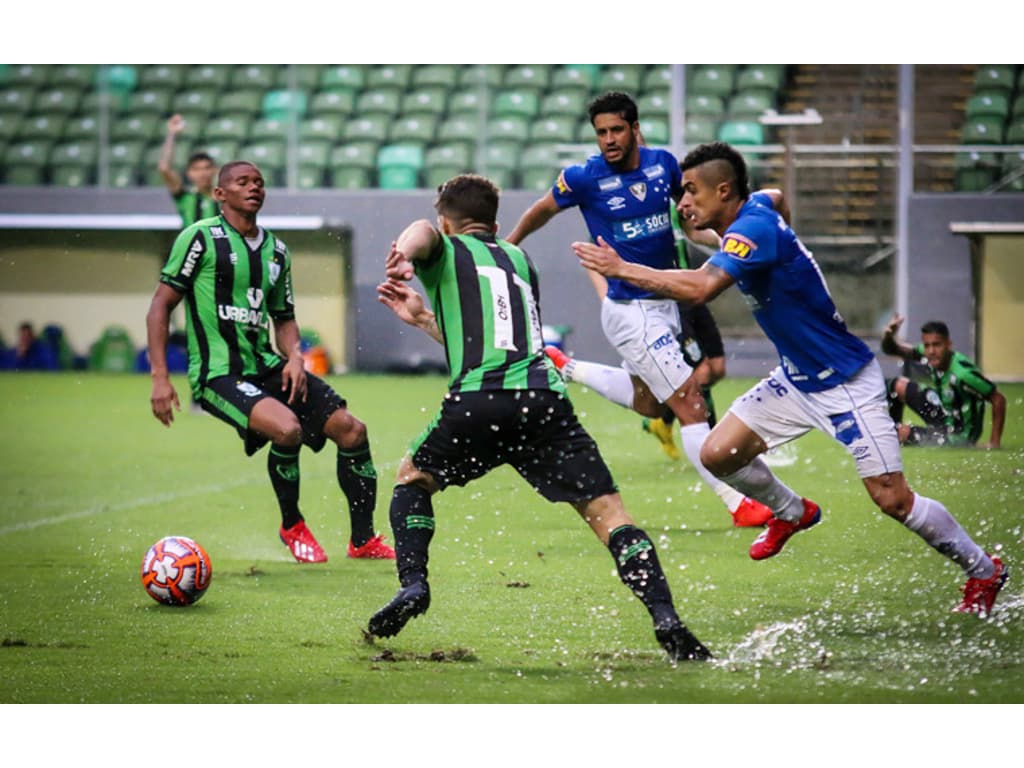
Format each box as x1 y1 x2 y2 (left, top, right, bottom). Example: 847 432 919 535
141 536 212 606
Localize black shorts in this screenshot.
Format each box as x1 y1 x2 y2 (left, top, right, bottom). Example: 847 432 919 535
677 303 724 367
410 389 618 504
199 365 346 456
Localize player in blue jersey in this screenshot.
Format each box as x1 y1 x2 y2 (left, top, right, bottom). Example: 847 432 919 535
573 141 1008 617
507 92 772 528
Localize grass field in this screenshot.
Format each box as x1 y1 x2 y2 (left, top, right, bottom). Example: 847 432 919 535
2 373 1022 719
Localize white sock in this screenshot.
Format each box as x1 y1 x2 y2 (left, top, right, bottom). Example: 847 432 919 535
720 457 805 522
679 422 746 512
564 359 634 409
903 493 993 578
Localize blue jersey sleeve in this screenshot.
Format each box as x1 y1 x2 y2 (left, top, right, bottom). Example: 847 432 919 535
708 193 778 281
551 164 588 210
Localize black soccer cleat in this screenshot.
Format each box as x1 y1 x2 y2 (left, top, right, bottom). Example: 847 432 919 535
655 622 713 662
367 581 431 638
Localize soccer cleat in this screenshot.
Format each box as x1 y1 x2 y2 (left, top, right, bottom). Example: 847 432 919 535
731 496 774 527
749 498 821 561
279 521 328 564
347 534 396 560
368 581 431 638
544 344 570 372
642 417 681 461
954 556 1008 617
655 621 713 662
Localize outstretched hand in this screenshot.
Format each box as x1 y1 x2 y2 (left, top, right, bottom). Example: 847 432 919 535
572 236 625 277
385 241 415 281
166 114 186 136
377 278 427 327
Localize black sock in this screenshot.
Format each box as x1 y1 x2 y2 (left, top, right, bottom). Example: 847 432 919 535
268 444 302 529
703 386 717 429
608 525 678 628
337 442 377 547
661 407 676 427
389 483 435 587
886 378 905 423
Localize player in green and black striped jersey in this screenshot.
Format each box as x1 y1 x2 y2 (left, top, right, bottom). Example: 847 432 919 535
147 160 394 564
366 174 711 662
158 114 219 227
882 315 1007 449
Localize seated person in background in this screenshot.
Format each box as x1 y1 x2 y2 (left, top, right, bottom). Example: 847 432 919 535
881 314 1006 449
15 322 58 371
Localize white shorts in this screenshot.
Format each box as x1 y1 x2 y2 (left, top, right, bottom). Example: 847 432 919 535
728 359 903 479
600 297 693 403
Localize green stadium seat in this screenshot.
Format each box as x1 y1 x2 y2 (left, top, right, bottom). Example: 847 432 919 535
737 65 785 93
642 66 672 92
96 65 137 94
144 141 186 172
232 65 278 90
310 89 356 117
424 144 472 182
344 115 389 143
6 64 50 87
0 113 22 141
684 116 717 144
639 118 669 145
529 117 575 143
171 113 207 141
50 65 95 89
1005 120 1024 143
205 115 252 143
401 88 448 117
389 115 438 144
492 90 539 119
438 115 482 144
301 115 342 143
218 89 263 115
552 65 600 93
973 65 1015 94
17 114 66 142
357 89 401 117
4 165 45 185
173 89 218 116
330 167 373 189
0 87 34 113
718 120 764 145
423 165 461 189
109 165 138 188
63 115 99 140
139 64 187 90
487 116 529 142
33 88 81 114
79 89 130 114
637 91 670 119
5 140 52 169
690 66 736 98
519 143 561 170
520 167 557 192
965 92 1010 119
51 164 93 188
263 90 308 120
954 151 999 191
960 117 1005 144
239 141 285 169
112 114 159 143
1011 95 1024 119
108 140 145 167
89 326 137 373
189 65 230 89
275 65 322 90
320 65 367 91
541 90 588 117
504 65 551 92
295 141 330 167
296 164 325 189
330 142 378 171
448 89 486 116
728 90 775 118
458 64 506 88
412 64 459 89
575 118 596 142
195 141 240 166
128 88 174 115
487 167 517 189
249 117 292 142
598 65 643 94
479 141 520 172
367 65 412 91
377 143 424 189
51 140 98 167
686 93 725 116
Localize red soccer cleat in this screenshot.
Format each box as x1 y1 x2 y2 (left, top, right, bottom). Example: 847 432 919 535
749 498 821 560
732 496 774 527
279 521 328 564
954 555 1008 618
544 345 571 372
348 534 396 560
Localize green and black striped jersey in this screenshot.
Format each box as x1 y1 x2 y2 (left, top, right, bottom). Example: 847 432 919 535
172 188 219 227
912 344 996 444
160 215 293 396
415 232 566 395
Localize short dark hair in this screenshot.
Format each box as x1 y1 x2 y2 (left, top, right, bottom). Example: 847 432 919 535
218 161 261 186
434 174 499 226
680 141 751 200
588 91 638 125
187 152 215 167
920 321 950 338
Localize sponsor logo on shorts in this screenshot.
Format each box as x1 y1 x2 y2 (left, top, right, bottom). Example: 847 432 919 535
236 381 262 397
722 233 756 259
830 411 863 446
597 175 622 192
650 332 674 351
851 445 870 460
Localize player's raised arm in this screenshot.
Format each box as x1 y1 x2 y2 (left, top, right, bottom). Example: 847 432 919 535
146 282 184 426
387 220 443 280
505 190 561 246
880 313 916 359
158 114 186 196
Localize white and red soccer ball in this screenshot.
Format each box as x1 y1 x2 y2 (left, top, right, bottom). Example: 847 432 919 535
141 536 212 606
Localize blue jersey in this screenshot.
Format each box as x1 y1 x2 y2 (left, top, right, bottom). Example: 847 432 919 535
708 192 874 392
552 146 682 300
